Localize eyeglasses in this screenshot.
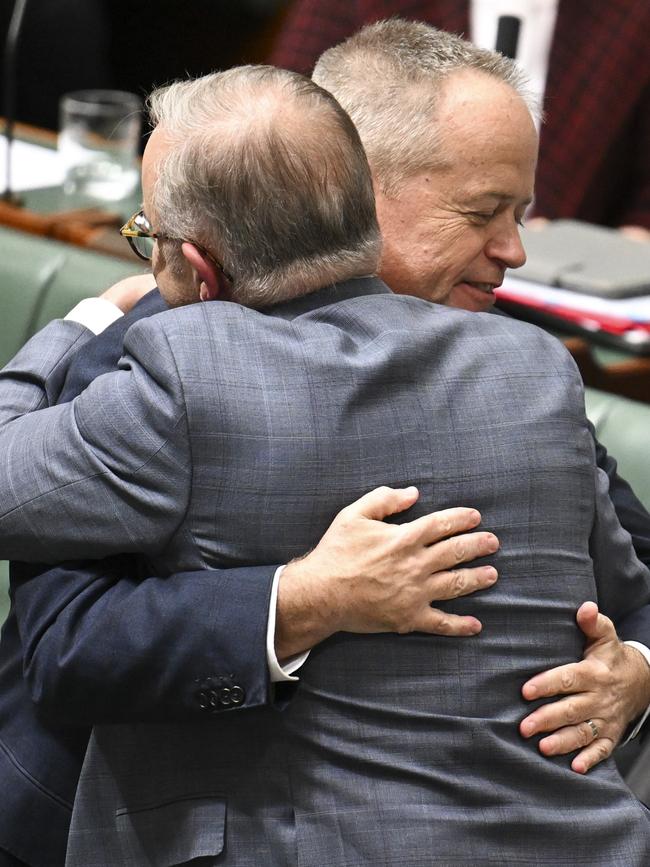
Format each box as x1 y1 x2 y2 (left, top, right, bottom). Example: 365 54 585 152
119 210 233 282
120 210 173 261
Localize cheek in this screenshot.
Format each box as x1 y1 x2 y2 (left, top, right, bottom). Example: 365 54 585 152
448 225 490 273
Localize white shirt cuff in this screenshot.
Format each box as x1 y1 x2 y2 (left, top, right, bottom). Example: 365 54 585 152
267 565 310 683
622 641 650 743
65 297 124 335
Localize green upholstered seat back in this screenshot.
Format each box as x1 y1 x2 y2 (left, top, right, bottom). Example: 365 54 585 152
585 388 650 513
0 227 142 367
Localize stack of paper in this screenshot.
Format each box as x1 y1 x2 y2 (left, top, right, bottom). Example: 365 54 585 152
496 275 650 352
0 136 65 194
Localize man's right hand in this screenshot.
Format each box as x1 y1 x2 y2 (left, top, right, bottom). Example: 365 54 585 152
275 486 498 659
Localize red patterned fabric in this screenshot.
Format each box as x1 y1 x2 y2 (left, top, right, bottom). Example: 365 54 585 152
269 0 650 228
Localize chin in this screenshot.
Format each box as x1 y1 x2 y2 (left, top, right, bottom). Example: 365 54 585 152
447 285 496 313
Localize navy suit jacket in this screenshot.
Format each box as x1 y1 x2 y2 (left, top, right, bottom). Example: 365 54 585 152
1 289 649 865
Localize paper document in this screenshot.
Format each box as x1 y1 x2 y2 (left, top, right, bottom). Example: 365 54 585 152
0 135 65 193
499 275 650 322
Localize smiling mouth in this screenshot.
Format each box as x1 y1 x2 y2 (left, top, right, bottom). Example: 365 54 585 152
461 281 501 294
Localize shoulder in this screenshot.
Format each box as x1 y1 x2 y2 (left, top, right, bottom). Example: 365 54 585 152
120 301 262 378
383 296 584 384
358 292 576 356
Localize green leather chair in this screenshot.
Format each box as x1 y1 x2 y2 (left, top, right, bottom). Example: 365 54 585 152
585 388 650 512
0 226 143 367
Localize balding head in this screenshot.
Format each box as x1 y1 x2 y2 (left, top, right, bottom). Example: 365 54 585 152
313 18 539 196
146 66 381 307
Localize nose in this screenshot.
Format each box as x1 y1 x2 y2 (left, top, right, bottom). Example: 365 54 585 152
485 221 527 271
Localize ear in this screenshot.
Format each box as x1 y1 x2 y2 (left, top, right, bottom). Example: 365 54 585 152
181 242 230 302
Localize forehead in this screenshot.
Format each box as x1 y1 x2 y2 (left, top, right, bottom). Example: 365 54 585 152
431 70 538 197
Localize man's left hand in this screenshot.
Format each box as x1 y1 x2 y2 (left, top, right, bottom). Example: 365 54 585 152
101 273 157 313
519 601 650 773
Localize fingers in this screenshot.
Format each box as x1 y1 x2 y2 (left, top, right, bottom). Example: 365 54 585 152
343 485 421 521
522 661 585 702
423 530 499 575
388 564 497 637
520 692 589 739
620 225 650 242
535 719 614 774
521 701 616 774
411 605 482 637
406 506 483 543
535 718 609 758
426 565 498 602
340 490 487 552
520 662 613 737
575 601 616 643
571 738 614 774
100 274 157 312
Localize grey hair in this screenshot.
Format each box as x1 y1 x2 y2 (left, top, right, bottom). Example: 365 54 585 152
313 18 540 196
146 66 381 308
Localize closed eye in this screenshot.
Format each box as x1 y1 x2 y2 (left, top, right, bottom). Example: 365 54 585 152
468 211 496 223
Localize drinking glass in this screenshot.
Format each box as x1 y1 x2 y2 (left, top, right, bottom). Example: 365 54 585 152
58 89 142 201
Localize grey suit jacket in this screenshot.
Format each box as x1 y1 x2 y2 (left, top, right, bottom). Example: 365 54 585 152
0 278 649 866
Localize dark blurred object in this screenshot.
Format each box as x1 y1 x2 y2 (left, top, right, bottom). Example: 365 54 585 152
269 0 650 231
494 14 520 59
0 0 112 130
106 0 291 112
2 0 29 204
0 0 290 134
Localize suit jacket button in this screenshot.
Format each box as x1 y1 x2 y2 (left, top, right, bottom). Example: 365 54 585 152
230 685 245 706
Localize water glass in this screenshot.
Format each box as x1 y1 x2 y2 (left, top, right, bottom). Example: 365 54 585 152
59 89 142 201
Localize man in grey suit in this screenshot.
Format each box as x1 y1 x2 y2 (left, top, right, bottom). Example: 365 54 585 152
309 18 650 773
0 62 649 865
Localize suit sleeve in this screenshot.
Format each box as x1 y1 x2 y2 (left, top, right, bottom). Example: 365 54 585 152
6 306 286 718
593 429 650 644
0 319 94 422
0 315 192 560
590 465 650 624
12 556 278 722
